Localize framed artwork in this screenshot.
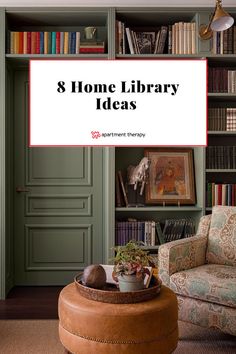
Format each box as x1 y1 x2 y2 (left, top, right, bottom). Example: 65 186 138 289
144 148 196 205
135 31 156 54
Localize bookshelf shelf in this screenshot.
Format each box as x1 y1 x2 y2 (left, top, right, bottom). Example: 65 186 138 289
208 131 236 135
141 245 159 251
208 93 236 102
6 54 108 59
207 54 236 63
206 169 236 173
116 206 202 212
116 54 203 59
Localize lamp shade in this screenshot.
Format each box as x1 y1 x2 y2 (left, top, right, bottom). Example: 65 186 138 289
210 4 234 31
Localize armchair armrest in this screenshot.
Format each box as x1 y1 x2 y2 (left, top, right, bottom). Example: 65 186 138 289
158 214 211 286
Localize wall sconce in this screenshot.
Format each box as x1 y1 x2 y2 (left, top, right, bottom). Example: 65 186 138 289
199 0 234 40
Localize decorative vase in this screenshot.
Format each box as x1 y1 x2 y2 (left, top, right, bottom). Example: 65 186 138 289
118 274 144 292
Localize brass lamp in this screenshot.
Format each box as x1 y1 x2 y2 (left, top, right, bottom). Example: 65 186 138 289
199 0 234 40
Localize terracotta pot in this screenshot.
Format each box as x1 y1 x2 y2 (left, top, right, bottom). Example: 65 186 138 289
118 274 144 292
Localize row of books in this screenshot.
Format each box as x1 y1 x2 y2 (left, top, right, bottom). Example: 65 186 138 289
115 220 159 246
171 21 196 54
115 21 196 55
206 146 236 169
162 218 195 242
7 31 105 54
115 218 195 246
208 108 236 131
208 68 236 93
206 183 236 207
211 26 236 54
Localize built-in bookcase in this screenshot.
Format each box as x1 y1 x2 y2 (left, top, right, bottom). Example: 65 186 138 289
115 146 204 249
5 8 109 57
206 55 236 212
115 8 198 56
1 6 236 278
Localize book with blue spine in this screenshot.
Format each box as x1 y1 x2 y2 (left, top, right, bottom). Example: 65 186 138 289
40 32 44 54
71 32 76 54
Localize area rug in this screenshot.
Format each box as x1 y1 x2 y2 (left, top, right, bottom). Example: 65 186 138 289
0 319 235 353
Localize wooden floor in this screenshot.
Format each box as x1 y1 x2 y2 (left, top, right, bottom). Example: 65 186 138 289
0 286 63 319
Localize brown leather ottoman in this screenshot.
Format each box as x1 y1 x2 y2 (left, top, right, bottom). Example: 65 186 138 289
58 283 178 354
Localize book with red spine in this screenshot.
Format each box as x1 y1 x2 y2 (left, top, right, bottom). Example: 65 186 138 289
31 32 37 54
27 32 31 53
19 32 23 54
218 184 222 205
36 32 40 54
79 47 105 53
56 32 60 54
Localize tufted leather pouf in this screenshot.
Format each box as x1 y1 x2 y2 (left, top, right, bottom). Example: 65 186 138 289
58 283 178 354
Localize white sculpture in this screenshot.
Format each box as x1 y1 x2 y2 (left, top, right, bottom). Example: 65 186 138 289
127 157 150 195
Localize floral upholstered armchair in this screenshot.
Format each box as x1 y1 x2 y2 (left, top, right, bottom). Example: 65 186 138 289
158 206 236 336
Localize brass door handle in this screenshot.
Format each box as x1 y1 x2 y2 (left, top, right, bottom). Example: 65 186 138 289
16 187 31 193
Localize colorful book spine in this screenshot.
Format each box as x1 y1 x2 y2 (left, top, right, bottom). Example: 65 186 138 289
51 32 56 54
76 32 80 54
47 32 52 54
23 32 27 54
31 32 36 54
19 32 23 54
56 32 60 54
36 32 40 54
44 32 48 54
60 32 64 54
71 32 76 54
40 32 44 54
64 32 69 54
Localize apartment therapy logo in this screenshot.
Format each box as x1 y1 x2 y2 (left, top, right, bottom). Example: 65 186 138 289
91 131 146 139
57 79 180 111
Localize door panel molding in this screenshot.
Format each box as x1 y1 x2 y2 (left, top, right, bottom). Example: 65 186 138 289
26 147 92 186
25 194 92 216
25 224 92 271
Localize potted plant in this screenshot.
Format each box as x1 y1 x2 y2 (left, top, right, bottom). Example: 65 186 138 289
112 240 153 292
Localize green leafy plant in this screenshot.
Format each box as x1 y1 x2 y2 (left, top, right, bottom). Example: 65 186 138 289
112 240 153 281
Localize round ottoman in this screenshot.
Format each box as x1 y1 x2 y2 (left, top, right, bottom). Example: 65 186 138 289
58 283 178 354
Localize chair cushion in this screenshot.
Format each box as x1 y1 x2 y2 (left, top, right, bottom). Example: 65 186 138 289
170 264 236 308
206 206 236 266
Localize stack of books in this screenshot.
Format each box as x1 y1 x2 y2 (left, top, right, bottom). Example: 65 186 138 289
115 217 195 246
206 146 236 169
161 218 195 242
208 108 236 131
211 25 236 54
115 220 159 246
208 67 236 93
226 108 236 131
206 182 236 207
171 21 196 54
7 31 105 54
115 21 196 55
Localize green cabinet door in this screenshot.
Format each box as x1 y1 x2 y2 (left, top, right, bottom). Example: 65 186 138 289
13 70 104 285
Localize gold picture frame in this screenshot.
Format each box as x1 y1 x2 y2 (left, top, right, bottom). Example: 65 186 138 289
145 148 196 205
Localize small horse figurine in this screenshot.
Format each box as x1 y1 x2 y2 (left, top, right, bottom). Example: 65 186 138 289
127 157 150 195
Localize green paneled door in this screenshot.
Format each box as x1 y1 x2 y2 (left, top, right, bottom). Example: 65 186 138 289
13 70 104 285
